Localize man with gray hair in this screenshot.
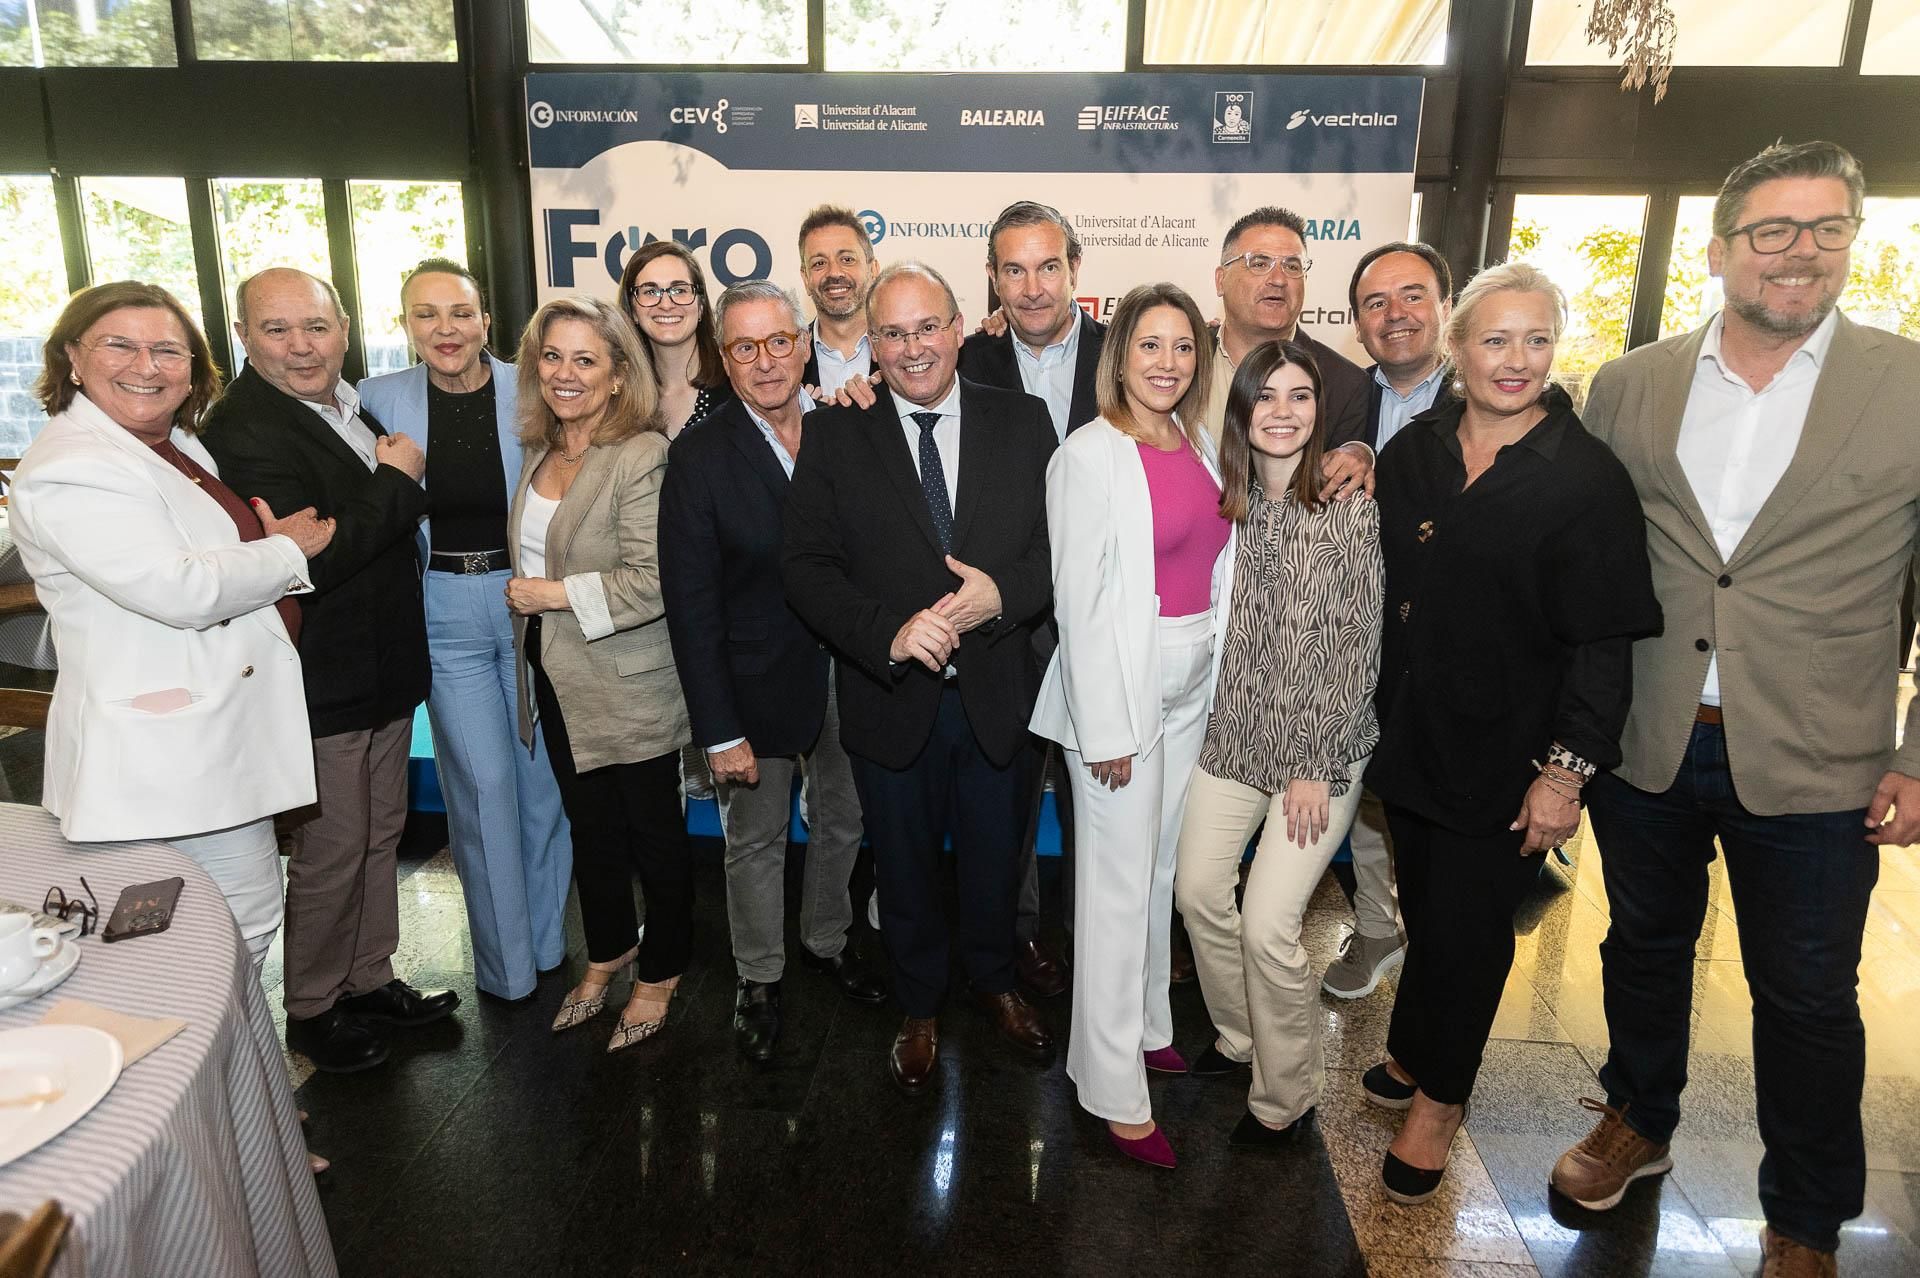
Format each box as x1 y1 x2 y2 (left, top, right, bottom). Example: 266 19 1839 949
660 280 883 1063
1551 140 1920 1278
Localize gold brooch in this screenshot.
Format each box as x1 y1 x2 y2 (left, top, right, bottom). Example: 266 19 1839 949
1398 601 1412 622
1416 520 1434 543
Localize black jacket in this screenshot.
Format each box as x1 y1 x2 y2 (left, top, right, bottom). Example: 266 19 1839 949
958 310 1108 438
1294 325 1372 451
200 366 430 737
1361 363 1459 452
782 377 1056 769
660 399 829 757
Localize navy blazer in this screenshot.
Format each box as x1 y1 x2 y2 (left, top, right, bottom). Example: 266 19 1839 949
659 399 830 757
958 309 1108 439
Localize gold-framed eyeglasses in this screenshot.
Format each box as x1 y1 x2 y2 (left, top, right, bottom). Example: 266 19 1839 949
724 331 802 364
1727 215 1863 255
632 283 697 307
873 314 960 348
1219 251 1312 279
42 878 99 938
83 336 192 370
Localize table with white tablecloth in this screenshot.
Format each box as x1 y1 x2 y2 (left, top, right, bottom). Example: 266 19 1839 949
0 803 335 1277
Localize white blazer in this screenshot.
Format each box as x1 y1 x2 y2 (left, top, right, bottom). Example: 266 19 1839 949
1030 416 1237 763
9 395 317 841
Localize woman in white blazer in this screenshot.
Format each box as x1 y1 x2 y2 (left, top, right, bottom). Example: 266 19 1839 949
1031 283 1234 1169
10 282 333 963
358 259 571 1004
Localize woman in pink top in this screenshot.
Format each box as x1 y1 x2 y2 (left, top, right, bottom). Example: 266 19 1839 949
1030 283 1233 1168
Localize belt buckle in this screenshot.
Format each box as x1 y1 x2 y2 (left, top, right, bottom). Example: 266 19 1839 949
462 551 490 575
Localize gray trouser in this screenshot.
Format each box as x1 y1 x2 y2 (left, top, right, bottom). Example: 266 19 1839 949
716 676 864 982
1017 739 1075 941
1346 786 1403 940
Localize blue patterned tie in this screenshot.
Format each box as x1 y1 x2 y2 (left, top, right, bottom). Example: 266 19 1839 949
911 410 953 554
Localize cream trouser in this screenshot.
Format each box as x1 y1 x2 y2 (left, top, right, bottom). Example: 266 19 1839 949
1175 757 1369 1126
169 817 284 969
1346 787 1402 939
1065 611 1214 1125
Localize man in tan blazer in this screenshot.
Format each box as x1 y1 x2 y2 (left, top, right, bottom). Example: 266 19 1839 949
1549 141 1920 1278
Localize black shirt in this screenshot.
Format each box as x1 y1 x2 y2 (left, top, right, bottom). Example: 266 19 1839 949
424 376 508 553
1366 387 1662 834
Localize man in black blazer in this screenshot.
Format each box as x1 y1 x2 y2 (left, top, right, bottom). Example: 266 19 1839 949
661 280 885 1065
956 200 1104 1000
785 261 1057 1094
201 268 454 1075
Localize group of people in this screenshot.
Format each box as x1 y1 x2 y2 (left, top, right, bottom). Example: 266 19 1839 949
10 136 1916 1277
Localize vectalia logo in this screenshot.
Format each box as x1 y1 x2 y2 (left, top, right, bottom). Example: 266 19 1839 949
1287 109 1309 130
1289 109 1400 129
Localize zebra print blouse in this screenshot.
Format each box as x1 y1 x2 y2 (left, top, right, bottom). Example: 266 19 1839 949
1198 482 1384 795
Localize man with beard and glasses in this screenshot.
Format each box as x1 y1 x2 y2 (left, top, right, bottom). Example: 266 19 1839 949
797 205 881 397
1550 140 1920 1278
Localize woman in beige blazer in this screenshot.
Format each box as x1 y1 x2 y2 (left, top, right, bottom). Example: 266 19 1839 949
504 295 693 1053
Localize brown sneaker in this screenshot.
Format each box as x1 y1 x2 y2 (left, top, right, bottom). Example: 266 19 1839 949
1759 1227 1837 1277
1549 1097 1674 1210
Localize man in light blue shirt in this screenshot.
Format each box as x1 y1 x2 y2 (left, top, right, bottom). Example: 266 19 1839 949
797 205 879 396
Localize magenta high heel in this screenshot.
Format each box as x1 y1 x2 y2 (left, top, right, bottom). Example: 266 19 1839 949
1109 1123 1177 1169
1143 1046 1189 1074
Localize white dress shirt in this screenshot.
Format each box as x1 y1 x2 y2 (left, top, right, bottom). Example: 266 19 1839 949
1013 319 1082 442
306 378 379 471
1371 362 1447 451
892 382 961 509
744 388 815 480
1676 308 1838 705
811 321 872 395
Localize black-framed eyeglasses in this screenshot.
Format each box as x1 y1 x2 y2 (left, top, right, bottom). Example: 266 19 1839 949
1727 215 1863 255
724 331 802 364
42 877 99 938
1219 250 1313 279
631 283 697 307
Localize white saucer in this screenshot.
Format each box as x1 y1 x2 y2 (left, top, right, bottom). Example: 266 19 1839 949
0 1024 123 1167
0 937 80 1012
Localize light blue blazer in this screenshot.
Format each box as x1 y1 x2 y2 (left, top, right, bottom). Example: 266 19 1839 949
357 353 525 558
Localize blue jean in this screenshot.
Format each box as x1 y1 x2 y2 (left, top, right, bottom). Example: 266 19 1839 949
425 569 572 999
1585 721 1879 1253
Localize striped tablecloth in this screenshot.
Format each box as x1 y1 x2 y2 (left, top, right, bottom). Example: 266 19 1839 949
0 804 336 1277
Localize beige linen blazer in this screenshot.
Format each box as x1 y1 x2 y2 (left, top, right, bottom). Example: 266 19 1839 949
1583 312 1920 814
510 430 690 772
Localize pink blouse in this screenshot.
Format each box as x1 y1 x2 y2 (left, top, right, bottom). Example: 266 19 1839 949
1137 439 1229 617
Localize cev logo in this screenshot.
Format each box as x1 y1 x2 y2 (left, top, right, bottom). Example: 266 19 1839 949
1287 109 1310 130
670 98 731 133
529 101 555 129
856 209 886 246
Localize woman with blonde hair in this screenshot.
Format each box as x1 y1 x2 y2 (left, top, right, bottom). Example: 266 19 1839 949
504 295 695 1052
1031 282 1232 1168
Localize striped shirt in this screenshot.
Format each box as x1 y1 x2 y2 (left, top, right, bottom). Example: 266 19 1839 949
1200 482 1383 794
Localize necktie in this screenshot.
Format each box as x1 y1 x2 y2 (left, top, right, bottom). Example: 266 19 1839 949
911 410 953 553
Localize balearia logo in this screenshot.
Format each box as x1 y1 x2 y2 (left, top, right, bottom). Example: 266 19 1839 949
856 209 887 246
961 108 1046 126
528 101 639 127
1077 105 1177 132
671 97 733 133
1288 109 1401 129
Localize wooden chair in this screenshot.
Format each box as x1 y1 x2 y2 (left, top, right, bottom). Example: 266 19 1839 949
0 688 51 732
0 582 41 620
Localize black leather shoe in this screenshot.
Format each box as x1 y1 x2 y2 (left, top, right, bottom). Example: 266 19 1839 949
1231 1107 1314 1148
734 980 782 1062
286 1006 390 1074
1189 1044 1251 1077
337 979 460 1027
800 946 887 1005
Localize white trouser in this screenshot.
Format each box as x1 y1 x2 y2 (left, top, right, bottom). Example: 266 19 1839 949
1345 787 1402 939
1175 758 1369 1125
168 817 284 969
1065 611 1214 1125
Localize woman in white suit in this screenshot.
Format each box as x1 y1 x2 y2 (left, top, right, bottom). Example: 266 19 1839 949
10 281 334 964
1031 283 1233 1169
358 259 571 1004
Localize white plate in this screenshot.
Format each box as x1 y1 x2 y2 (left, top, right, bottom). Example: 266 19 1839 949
0 937 80 1012
0 1025 123 1168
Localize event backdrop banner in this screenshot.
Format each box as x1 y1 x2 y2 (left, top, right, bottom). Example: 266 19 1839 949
526 72 1422 359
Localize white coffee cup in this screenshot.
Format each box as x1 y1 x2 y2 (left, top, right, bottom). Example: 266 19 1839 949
0 914 60 992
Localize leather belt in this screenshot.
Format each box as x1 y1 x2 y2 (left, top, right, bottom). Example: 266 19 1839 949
1695 703 1723 725
429 550 510 575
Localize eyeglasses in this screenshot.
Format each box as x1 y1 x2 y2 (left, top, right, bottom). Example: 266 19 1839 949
82 336 192 371
1727 215 1863 254
1220 251 1313 279
873 315 960 348
42 878 99 938
724 331 802 364
632 283 697 307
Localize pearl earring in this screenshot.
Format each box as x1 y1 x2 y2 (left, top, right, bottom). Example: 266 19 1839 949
70 371 81 385
1450 377 1465 397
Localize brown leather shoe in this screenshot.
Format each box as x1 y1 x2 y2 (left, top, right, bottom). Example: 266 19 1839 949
1549 1098 1673 1210
1016 939 1070 999
1760 1227 1837 1277
889 1017 939 1095
973 989 1053 1060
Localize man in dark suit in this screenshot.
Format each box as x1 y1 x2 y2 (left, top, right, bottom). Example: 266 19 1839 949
202 267 455 1074
784 261 1057 1094
956 200 1104 1000
1316 240 1460 1007
661 280 884 1064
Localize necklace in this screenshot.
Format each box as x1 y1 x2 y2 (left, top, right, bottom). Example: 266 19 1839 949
556 440 589 464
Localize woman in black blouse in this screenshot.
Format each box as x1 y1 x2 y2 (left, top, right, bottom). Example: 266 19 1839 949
1366 262 1660 1204
617 241 736 439
357 259 571 1004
